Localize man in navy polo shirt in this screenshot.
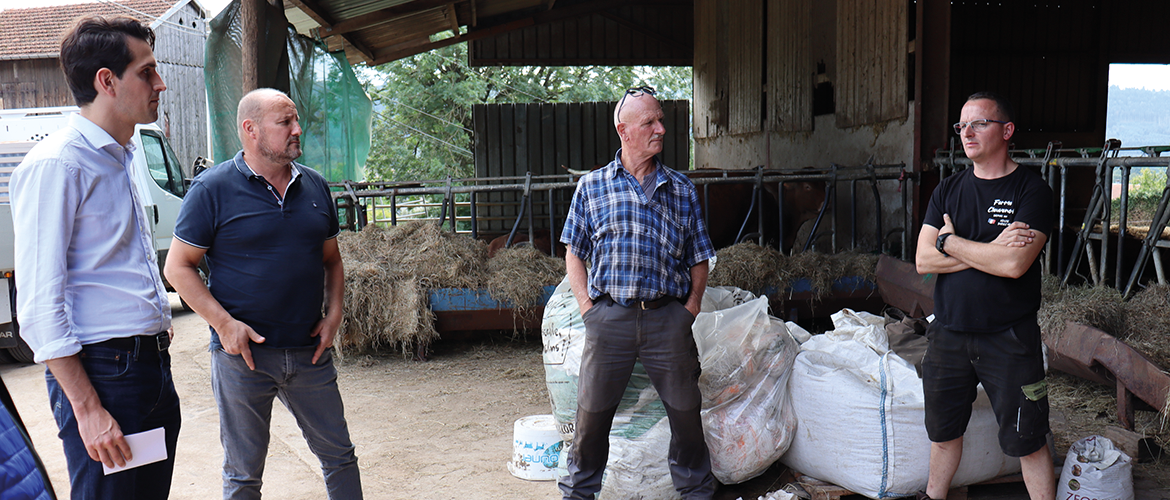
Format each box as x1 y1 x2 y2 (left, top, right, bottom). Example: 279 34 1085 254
164 88 362 499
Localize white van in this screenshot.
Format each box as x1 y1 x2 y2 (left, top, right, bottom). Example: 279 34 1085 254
0 106 189 362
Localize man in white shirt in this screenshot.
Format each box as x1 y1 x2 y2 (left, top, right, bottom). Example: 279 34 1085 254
10 16 179 500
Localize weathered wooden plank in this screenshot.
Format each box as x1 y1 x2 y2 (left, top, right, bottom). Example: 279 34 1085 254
728 0 762 135
514 103 529 175
555 103 569 172
568 102 583 170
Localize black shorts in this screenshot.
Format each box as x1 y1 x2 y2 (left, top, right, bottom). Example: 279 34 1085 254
921 316 1049 457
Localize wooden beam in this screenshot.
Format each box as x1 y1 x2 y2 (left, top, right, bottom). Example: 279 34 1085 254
446 3 460 39
314 0 456 38
285 0 332 29
469 0 476 27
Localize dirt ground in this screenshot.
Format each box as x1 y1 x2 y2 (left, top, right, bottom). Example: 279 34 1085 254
4 294 1169 499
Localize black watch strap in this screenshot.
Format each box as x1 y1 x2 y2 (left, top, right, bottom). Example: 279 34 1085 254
936 232 952 257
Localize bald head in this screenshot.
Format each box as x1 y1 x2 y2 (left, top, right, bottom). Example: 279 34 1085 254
237 88 302 168
613 91 660 128
238 88 290 141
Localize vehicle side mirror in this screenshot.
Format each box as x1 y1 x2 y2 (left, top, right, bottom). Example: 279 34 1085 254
187 157 208 189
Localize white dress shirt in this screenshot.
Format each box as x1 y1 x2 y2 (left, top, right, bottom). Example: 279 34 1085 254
11 114 171 363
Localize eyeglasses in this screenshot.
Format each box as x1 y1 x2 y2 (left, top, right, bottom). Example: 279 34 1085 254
616 85 656 123
953 119 1008 135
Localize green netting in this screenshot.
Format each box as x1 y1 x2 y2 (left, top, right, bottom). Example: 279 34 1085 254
205 0 371 182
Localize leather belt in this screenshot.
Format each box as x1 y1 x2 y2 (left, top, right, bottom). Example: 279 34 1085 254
598 294 681 310
91 331 170 352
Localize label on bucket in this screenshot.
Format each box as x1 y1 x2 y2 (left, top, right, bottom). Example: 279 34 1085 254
509 415 563 481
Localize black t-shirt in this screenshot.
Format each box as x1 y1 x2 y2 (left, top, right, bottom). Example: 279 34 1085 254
923 166 1054 332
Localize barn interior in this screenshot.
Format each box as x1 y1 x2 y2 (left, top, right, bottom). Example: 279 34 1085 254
220 0 1170 293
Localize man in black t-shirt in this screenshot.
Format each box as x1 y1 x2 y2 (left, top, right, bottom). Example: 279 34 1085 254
915 92 1055 500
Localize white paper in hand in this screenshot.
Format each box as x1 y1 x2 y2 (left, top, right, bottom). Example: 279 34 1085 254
102 427 168 475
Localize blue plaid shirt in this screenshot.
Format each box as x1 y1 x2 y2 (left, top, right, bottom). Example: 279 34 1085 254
560 151 715 304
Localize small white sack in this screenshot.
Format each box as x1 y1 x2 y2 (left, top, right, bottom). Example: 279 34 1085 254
1056 436 1133 500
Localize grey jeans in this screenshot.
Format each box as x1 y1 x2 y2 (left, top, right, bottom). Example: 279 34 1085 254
211 346 362 500
559 297 716 500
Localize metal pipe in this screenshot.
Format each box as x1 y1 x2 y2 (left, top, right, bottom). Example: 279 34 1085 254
1116 165 1131 289
850 179 857 249
470 192 478 240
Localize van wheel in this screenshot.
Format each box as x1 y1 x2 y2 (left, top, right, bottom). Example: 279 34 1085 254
8 336 33 364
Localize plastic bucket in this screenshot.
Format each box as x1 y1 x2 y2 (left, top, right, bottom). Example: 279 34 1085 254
507 414 563 481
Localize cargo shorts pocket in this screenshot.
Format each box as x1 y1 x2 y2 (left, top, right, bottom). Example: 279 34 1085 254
1015 379 1050 439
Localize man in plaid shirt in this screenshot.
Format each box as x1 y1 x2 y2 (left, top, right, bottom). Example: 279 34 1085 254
558 86 716 500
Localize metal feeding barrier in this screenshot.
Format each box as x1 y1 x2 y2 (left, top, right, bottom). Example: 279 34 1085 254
329 163 914 258
933 140 1170 297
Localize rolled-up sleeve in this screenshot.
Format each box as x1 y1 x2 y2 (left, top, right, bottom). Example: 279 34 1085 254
11 159 82 362
684 183 715 268
561 182 593 261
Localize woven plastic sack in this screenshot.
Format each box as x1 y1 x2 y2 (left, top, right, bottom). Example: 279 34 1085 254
542 281 799 496
205 1 371 182
541 277 674 498
781 310 1021 498
1056 435 1133 500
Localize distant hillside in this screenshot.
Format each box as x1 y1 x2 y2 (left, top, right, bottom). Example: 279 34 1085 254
1107 86 1170 147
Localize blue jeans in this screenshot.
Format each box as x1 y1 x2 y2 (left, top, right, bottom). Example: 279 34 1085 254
211 346 361 500
46 339 182 500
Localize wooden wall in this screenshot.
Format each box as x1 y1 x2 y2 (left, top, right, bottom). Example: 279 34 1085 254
836 0 908 128
948 0 1102 149
768 0 812 132
693 0 824 141
469 4 693 67
472 99 690 233
153 1 209 173
0 59 71 109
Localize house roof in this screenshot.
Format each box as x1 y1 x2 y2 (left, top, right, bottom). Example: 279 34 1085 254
0 0 176 60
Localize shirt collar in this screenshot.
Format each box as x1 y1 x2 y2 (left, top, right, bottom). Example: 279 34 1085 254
232 150 302 181
609 148 667 185
69 113 136 156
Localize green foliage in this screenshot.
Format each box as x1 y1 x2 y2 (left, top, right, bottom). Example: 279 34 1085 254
1111 167 1167 222
359 42 692 182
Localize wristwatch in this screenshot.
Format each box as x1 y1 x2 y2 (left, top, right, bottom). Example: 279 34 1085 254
936 232 952 257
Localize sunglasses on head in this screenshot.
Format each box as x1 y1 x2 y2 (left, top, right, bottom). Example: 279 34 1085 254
616 85 656 123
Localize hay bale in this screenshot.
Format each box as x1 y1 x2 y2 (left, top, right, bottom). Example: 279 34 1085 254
708 243 786 292
337 222 488 356
486 246 566 310
1122 283 1170 370
338 222 568 355
707 245 878 299
785 250 878 298
1036 280 1125 344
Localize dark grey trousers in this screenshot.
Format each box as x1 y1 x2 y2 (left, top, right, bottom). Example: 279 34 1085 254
558 298 716 500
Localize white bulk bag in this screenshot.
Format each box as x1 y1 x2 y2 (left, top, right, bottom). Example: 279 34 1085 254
780 310 1021 498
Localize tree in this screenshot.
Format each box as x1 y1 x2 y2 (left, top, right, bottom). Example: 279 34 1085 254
360 42 692 182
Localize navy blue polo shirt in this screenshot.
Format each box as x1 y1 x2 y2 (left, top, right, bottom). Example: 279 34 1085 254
174 151 339 349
